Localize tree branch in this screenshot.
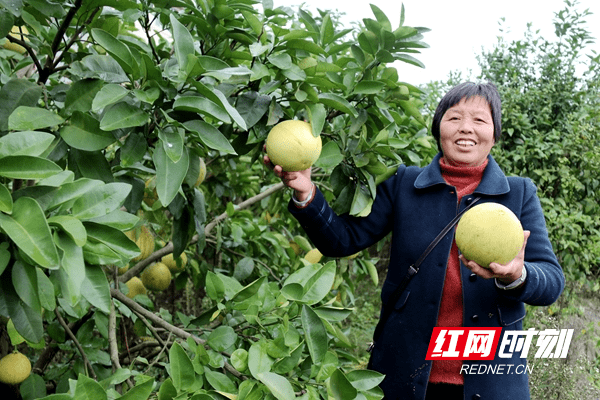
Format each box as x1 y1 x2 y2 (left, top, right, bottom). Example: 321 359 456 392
55 308 97 380
119 182 285 282
111 289 245 380
109 300 121 372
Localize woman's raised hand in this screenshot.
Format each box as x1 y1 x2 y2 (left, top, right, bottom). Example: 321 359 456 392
263 147 313 201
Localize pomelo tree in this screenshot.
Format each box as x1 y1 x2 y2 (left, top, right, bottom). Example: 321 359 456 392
0 0 435 398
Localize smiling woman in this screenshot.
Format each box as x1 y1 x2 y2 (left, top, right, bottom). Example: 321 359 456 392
432 83 501 167
267 81 565 399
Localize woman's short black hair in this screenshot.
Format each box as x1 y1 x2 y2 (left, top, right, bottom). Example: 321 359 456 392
431 81 502 152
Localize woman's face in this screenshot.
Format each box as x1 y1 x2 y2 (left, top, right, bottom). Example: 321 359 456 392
439 96 495 167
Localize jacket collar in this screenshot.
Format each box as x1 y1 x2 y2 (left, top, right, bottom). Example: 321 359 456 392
414 153 510 195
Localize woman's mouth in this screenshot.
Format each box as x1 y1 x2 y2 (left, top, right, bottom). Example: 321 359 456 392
456 139 476 147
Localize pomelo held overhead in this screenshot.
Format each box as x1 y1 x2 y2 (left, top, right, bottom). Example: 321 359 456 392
455 202 524 268
266 120 322 172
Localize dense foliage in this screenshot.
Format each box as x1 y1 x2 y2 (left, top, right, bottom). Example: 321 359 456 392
0 0 434 399
479 1 600 286
423 0 600 287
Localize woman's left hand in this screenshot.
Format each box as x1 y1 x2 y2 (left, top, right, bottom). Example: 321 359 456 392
460 230 531 284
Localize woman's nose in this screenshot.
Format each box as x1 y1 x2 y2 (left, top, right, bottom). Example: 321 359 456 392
459 119 474 133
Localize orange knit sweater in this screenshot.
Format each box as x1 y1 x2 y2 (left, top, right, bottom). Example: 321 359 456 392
428 158 488 385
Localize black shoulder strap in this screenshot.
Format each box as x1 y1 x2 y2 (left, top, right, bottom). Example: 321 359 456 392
369 196 482 347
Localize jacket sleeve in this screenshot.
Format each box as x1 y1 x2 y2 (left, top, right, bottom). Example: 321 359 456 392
288 169 400 258
500 178 565 305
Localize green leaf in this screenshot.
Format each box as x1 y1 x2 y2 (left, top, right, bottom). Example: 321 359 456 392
80 265 111 313
82 239 126 266
36 268 56 312
170 14 195 71
73 54 128 83
86 209 139 231
120 132 147 167
370 4 392 31
346 369 386 391
285 39 325 55
306 103 326 137
158 127 184 163
205 271 225 301
46 178 100 211
353 80 386 95
84 222 140 260
2 279 43 343
0 197 59 268
64 79 105 115
257 372 296 400
157 378 177 400
61 112 116 151
153 143 189 206
73 374 108 400
357 31 378 55
0 184 12 213
118 378 154 400
302 261 336 305
301 305 327 363
329 369 358 400
205 369 237 393
92 83 129 111
0 78 42 132
313 306 353 322
183 120 237 155
12 261 41 312
318 93 358 118
0 131 55 158
71 182 132 220
169 342 195 392
99 102 149 131
280 283 303 301
20 373 47 400
173 96 231 123
0 243 9 276
211 89 248 130
248 341 274 379
91 28 135 75
315 141 343 168
0 156 62 179
48 216 87 247
350 184 372 216
399 99 426 126
236 91 271 129
54 232 85 307
8 106 64 131
207 326 238 352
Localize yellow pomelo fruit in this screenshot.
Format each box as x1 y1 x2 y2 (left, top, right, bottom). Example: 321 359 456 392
289 241 301 255
0 352 31 385
143 177 158 207
195 157 207 187
125 276 147 298
304 248 323 264
141 262 172 291
455 202 524 268
3 26 29 54
265 120 322 172
117 264 129 275
161 252 188 273
126 225 155 263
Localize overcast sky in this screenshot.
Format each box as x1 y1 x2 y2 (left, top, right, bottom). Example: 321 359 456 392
274 0 600 85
